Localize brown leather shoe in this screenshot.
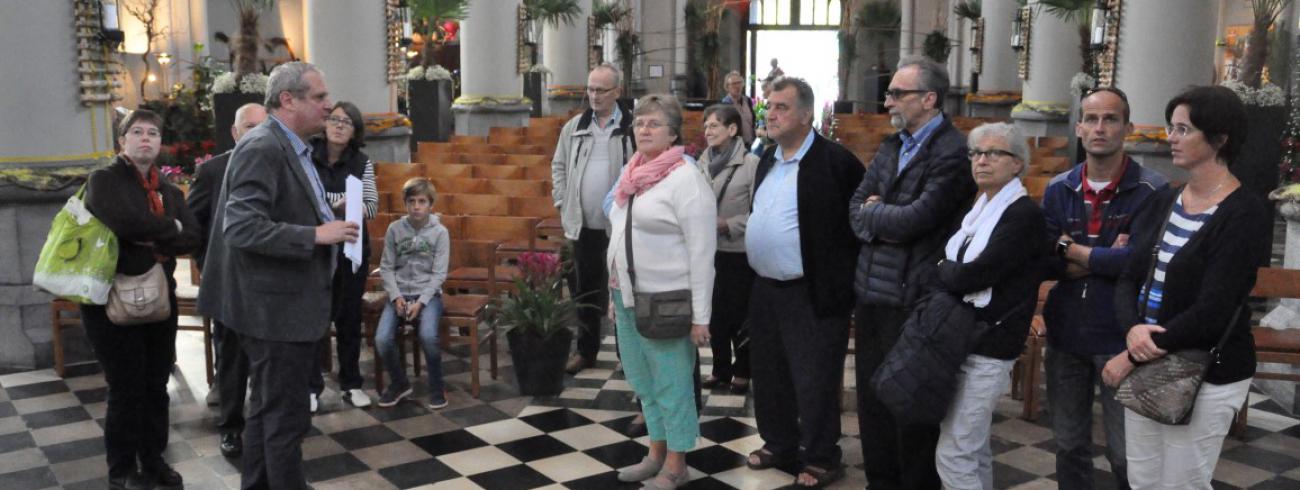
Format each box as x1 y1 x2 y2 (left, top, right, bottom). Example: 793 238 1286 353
565 355 593 374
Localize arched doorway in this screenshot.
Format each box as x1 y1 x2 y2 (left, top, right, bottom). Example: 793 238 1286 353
747 0 842 121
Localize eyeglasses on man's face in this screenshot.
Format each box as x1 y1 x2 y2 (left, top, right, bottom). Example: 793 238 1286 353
587 86 616 96
885 88 929 100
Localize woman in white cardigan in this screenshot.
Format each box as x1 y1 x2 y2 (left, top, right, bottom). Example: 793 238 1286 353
607 94 717 490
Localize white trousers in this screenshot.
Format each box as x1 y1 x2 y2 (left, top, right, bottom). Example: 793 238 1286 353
936 354 1015 490
1125 378 1251 490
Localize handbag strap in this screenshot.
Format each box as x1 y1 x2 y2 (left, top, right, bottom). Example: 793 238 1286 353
1139 191 1181 321
624 194 637 290
716 164 740 208
1211 304 1245 361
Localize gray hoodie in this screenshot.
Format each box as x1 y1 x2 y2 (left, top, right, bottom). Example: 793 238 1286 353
379 214 450 305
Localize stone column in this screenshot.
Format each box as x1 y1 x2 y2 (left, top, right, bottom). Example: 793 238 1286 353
542 0 592 116
453 0 529 136
303 0 391 113
1011 5 1081 137
968 0 1022 118
0 0 109 370
1115 0 1215 180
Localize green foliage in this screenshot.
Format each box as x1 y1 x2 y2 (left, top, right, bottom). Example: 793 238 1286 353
591 0 630 29
615 30 640 91
139 53 220 176
856 0 901 42
481 252 586 340
953 0 981 20
1035 0 1092 27
923 30 952 64
1268 24 1292 89
524 0 583 28
410 0 469 37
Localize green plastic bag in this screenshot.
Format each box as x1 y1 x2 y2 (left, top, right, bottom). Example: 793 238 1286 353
33 184 118 304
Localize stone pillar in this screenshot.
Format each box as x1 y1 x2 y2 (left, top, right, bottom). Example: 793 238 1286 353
542 0 592 116
0 0 108 370
900 0 916 57
453 0 529 135
980 0 1021 92
304 0 391 113
1011 6 1081 137
1115 0 1215 180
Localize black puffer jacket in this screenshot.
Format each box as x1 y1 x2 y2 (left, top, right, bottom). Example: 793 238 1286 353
849 116 976 307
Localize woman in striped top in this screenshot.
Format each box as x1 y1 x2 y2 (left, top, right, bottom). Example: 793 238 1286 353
308 101 380 409
1106 86 1270 489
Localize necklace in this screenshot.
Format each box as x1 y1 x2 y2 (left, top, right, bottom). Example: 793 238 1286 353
1184 173 1230 212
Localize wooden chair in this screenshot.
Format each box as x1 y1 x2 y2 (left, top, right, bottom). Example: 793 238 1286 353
426 163 474 179
460 154 508 166
175 258 215 385
1232 267 1300 436
506 154 549 167
487 179 549 198
447 193 512 217
1012 281 1055 420
374 162 427 181
49 299 82 377
430 177 490 195
1025 175 1052 203
472 165 526 180
511 196 560 219
450 135 488 145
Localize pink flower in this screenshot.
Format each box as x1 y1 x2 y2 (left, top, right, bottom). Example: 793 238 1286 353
195 154 214 166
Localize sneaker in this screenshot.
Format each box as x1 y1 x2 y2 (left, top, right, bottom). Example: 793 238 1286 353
427 390 449 410
309 392 319 414
377 384 413 408
343 388 372 408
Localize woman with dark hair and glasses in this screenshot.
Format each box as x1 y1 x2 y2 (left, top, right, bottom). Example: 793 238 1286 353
308 100 379 410
1105 86 1269 489
698 104 761 394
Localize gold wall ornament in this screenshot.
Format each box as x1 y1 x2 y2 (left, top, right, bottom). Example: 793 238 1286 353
386 0 406 83
1095 0 1122 88
1017 7 1032 81
73 0 125 106
517 5 531 75
972 18 985 75
588 17 602 72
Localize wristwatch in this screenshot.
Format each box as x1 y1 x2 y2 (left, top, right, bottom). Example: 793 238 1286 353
1056 238 1074 258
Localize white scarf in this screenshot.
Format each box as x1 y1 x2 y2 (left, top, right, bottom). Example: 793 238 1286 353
944 178 1028 308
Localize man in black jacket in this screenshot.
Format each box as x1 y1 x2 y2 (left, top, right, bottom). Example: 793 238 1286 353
744 77 864 488
849 56 976 490
186 102 265 458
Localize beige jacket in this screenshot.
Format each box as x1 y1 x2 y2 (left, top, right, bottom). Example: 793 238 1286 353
697 138 760 253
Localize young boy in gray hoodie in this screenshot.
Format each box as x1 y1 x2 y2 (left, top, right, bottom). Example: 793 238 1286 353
376 178 451 409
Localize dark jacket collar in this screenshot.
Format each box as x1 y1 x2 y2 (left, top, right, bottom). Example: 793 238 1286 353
576 99 635 133
1060 155 1147 195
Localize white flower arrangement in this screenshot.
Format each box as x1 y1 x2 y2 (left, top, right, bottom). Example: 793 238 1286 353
1068 72 1096 98
211 72 268 94
406 65 452 81
1221 80 1285 107
526 64 552 75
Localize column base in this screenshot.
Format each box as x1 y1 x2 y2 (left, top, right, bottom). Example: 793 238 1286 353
964 92 1021 119
547 87 585 119
452 97 532 137
1010 108 1071 138
1124 141 1185 184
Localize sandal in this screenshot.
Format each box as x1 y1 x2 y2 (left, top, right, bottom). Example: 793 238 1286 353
746 447 791 470
786 463 845 489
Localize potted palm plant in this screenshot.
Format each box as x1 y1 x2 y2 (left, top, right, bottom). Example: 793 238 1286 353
521 0 583 116
406 0 468 143
486 251 582 396
211 0 274 152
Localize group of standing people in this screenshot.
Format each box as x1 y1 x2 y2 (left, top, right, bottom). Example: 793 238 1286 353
552 55 1269 490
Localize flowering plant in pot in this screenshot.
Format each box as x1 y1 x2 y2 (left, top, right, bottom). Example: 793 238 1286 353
483 251 583 396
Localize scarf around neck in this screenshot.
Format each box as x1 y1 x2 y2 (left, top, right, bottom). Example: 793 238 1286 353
706 138 742 178
944 178 1027 307
615 145 686 207
126 156 165 217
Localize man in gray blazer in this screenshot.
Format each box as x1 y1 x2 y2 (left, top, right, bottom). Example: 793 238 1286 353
198 61 358 490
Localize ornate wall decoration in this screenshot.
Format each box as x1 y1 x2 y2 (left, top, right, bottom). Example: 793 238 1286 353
517 5 531 74
1017 7 1032 81
73 0 124 106
385 0 406 82
587 17 601 72
1096 0 1122 88
971 18 985 75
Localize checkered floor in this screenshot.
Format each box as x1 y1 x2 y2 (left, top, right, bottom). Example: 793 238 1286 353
2 321 1300 489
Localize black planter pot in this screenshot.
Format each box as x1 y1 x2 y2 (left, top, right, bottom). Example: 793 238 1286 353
524 72 544 117
506 327 573 396
408 79 453 143
213 92 265 153
1236 104 1286 202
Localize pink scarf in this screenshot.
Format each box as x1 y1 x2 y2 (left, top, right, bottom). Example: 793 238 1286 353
614 145 686 207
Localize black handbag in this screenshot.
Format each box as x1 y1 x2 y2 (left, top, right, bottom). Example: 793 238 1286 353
624 194 693 339
1115 197 1242 425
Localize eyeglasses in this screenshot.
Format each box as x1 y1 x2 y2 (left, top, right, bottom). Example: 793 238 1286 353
326 116 352 127
968 148 1017 160
587 86 616 96
127 127 161 137
1164 124 1196 137
633 119 666 130
703 122 731 131
885 88 929 100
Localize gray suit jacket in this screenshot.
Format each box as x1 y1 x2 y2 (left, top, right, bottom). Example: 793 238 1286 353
197 118 334 343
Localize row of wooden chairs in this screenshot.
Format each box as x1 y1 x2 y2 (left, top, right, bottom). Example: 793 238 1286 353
374 192 557 219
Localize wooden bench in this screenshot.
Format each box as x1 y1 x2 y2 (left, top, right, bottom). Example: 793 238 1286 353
1232 267 1300 436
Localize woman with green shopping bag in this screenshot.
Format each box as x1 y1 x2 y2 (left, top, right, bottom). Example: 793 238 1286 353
81 109 200 490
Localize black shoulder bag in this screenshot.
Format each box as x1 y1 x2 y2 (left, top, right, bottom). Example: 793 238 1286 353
625 194 694 338
1115 193 1243 425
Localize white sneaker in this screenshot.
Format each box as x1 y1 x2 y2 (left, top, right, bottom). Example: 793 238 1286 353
344 388 372 408
309 393 319 414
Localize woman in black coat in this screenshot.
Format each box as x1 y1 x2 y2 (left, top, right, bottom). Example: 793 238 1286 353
82 109 200 489
931 122 1045 489
1105 86 1269 490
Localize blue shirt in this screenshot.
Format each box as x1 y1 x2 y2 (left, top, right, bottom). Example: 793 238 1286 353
1143 196 1216 324
746 129 815 280
270 115 334 223
897 113 944 175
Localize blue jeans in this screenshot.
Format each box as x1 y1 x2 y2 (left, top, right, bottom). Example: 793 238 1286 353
1045 347 1130 490
376 295 444 393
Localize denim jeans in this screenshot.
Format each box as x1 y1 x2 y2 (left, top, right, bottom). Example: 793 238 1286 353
1045 347 1131 490
375 295 444 393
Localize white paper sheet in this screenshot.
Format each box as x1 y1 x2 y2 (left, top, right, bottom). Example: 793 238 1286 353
344 175 363 273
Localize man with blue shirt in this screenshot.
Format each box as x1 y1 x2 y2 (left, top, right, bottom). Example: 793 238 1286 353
850 56 976 490
743 77 864 488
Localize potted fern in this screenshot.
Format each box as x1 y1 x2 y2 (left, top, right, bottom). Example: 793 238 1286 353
406 0 468 143
485 251 582 396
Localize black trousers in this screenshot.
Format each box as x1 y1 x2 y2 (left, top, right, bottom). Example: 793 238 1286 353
569 227 610 360
310 252 368 393
749 277 848 468
80 301 177 478
855 303 941 490
240 336 315 490
214 320 250 434
709 251 754 381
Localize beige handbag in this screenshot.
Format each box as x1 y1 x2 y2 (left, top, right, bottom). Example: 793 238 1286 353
106 263 171 325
